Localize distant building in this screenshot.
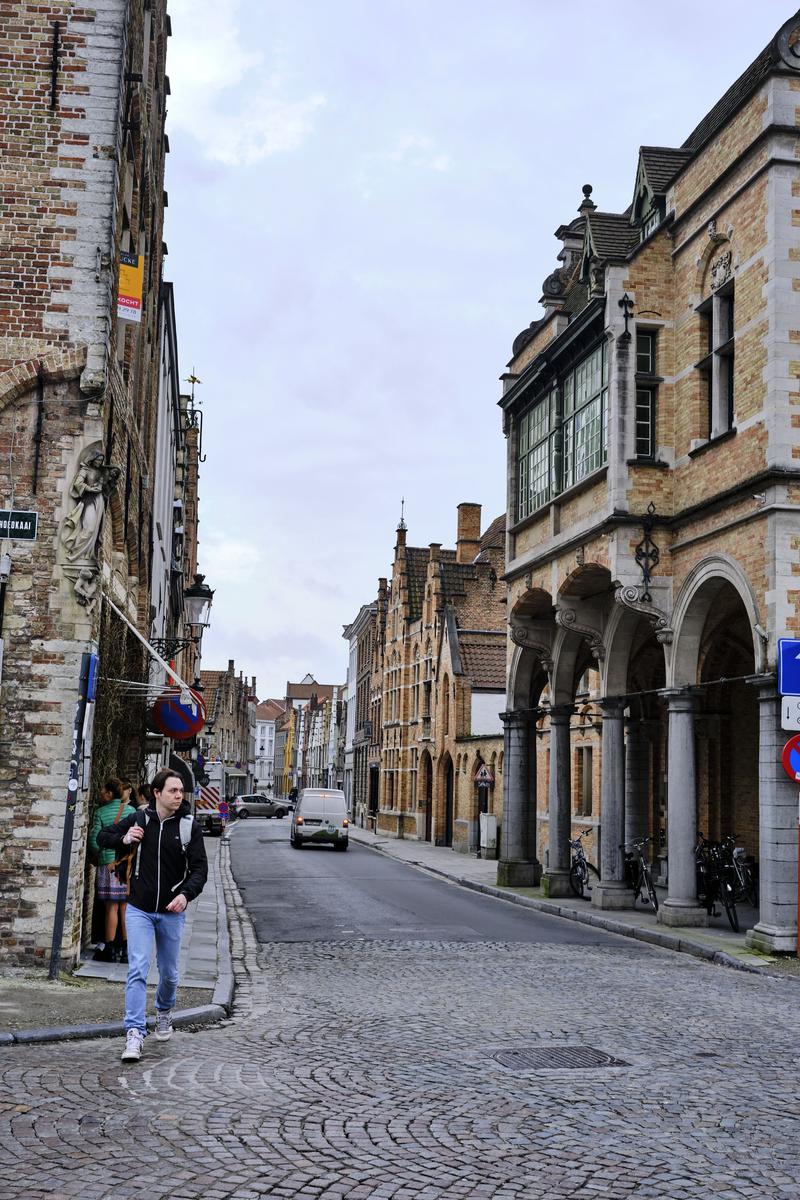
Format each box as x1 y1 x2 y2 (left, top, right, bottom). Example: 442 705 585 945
199 661 258 795
255 699 285 790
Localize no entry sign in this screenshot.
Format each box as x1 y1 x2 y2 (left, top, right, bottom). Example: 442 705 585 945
780 734 800 782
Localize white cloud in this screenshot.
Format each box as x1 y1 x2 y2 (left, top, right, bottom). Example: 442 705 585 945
167 0 325 166
356 131 451 198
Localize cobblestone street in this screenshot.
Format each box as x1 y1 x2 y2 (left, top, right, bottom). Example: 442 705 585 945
1 844 799 1199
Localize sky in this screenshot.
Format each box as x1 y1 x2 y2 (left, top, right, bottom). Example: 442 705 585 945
163 0 795 700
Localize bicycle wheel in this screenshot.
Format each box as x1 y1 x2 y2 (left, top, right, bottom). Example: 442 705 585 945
721 879 739 932
569 861 586 898
643 865 659 912
587 861 600 879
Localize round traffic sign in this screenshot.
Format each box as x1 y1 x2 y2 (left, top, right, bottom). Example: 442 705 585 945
151 689 206 739
781 734 800 782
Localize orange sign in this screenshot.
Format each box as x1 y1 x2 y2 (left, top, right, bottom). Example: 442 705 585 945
117 251 143 322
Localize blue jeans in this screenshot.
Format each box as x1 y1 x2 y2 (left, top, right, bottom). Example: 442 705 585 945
124 905 186 1033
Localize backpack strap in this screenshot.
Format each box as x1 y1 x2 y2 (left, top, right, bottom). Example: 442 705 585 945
179 814 193 853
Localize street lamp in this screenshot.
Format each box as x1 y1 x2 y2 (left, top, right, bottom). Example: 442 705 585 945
151 574 215 658
183 573 214 632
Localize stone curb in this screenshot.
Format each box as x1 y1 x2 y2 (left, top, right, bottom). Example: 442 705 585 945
2 840 236 1048
356 837 792 981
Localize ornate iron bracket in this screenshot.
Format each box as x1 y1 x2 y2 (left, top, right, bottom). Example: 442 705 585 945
618 292 634 339
635 502 660 602
554 607 605 661
614 584 673 645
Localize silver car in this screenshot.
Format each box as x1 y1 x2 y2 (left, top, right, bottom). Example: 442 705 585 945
234 793 291 820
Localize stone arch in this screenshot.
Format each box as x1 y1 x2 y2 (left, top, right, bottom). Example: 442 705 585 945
670 554 765 686
508 587 554 710
0 346 87 416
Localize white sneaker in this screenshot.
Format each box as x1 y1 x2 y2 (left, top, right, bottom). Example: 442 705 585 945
121 1029 144 1062
154 1010 173 1041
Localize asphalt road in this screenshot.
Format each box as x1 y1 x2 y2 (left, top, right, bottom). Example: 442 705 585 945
229 816 648 949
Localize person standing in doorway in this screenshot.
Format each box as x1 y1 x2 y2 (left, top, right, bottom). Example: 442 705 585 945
98 768 208 1062
88 778 136 962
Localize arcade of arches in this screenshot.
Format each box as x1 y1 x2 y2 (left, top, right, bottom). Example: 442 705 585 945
499 561 796 952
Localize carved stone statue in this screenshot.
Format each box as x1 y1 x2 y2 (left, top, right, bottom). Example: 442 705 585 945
61 447 121 608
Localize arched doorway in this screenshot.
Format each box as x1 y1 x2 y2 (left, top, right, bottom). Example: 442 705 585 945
441 754 454 847
421 750 433 842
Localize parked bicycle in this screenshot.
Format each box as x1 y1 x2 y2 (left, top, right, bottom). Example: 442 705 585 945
620 836 659 912
568 828 600 899
720 834 758 908
695 833 739 932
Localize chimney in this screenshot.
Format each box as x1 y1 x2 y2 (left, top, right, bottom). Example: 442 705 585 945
429 542 441 564
456 502 481 564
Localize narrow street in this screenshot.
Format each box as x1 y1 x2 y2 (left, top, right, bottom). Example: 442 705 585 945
1 826 799 1199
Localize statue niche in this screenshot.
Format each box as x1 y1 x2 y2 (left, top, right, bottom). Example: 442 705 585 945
61 446 121 609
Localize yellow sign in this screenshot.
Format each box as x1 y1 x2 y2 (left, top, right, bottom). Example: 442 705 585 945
117 251 143 322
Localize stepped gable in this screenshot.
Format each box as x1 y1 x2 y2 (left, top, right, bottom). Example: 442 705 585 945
404 546 431 621
458 631 507 690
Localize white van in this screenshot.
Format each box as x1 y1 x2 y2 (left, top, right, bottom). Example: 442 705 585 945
290 788 349 851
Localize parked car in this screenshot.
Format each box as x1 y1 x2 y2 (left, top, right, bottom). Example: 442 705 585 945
234 793 291 820
290 788 349 850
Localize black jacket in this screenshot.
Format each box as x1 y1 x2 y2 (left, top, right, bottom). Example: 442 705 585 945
97 799 208 913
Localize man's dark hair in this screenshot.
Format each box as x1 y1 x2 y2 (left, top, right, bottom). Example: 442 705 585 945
151 769 184 796
103 777 123 799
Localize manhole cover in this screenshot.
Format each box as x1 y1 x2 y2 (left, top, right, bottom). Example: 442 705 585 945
493 1045 629 1071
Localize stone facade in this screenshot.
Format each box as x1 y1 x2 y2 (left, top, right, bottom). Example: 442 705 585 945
499 14 800 949
0 1 173 965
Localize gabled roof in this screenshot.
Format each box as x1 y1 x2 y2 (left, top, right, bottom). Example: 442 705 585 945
683 41 776 154
257 699 285 722
638 146 692 195
585 210 639 261
479 514 505 553
286 681 335 701
458 631 506 691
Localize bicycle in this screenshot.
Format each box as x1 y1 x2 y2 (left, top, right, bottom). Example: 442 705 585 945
620 836 659 912
720 834 758 908
568 828 600 899
695 834 739 932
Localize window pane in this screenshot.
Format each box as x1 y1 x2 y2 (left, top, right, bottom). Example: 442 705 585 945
635 388 655 458
636 332 655 374
530 439 550 509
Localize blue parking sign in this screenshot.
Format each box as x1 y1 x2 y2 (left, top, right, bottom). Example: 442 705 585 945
778 639 800 695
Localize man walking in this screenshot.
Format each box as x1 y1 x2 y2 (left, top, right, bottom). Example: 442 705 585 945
98 768 208 1062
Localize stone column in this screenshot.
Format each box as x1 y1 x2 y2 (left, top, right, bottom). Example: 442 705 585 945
658 689 707 927
497 710 540 886
624 716 649 845
746 678 798 953
543 704 573 897
593 698 629 909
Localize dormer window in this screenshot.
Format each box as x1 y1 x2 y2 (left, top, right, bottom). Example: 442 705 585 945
642 207 661 239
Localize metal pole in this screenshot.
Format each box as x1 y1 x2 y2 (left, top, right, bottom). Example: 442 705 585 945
48 651 93 980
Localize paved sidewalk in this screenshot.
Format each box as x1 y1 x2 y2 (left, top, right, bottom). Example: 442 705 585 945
349 824 798 977
1 835 234 1045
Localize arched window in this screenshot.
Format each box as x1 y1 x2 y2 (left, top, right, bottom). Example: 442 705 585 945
442 674 450 735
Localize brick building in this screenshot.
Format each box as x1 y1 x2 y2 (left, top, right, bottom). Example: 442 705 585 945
0 1 174 964
199 661 258 794
499 12 800 952
375 503 507 850
343 603 377 824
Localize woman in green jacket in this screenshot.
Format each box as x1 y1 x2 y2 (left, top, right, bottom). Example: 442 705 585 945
89 777 136 961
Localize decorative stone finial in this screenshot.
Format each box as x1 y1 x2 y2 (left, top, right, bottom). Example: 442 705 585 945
579 184 596 214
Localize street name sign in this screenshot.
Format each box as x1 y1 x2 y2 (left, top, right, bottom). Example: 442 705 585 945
0 509 37 541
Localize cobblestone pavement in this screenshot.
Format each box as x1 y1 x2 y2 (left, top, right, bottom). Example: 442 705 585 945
1 846 799 1199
